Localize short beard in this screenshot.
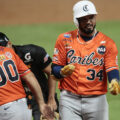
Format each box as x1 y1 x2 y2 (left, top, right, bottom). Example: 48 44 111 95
79 25 96 34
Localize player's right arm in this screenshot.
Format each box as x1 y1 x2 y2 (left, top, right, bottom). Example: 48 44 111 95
43 64 57 111
14 51 54 120
21 72 54 119
52 34 75 79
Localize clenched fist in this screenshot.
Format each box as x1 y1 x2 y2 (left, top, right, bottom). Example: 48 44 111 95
109 79 120 95
60 64 75 77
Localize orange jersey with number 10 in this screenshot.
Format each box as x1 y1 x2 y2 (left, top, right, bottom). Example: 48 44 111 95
53 29 119 95
0 47 31 105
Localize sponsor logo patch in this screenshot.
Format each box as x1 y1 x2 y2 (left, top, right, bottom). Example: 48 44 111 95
62 39 72 42
24 52 33 63
64 34 71 38
64 43 72 49
25 52 31 60
0 55 5 61
100 41 106 44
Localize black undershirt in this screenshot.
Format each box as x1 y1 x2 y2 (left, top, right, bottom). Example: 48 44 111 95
80 31 99 42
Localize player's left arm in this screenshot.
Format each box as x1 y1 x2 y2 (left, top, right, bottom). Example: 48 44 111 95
105 40 120 95
107 70 120 95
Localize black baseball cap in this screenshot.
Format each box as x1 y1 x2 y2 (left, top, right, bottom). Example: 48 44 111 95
0 32 9 47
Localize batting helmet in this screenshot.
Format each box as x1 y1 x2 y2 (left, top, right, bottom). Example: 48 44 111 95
73 0 98 27
0 32 9 46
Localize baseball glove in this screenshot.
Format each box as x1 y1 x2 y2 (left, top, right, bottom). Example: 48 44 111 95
109 79 120 95
60 64 75 77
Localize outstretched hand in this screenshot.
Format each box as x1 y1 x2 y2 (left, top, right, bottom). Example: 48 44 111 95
47 97 57 112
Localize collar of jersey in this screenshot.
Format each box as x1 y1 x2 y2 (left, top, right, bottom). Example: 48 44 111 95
77 30 98 45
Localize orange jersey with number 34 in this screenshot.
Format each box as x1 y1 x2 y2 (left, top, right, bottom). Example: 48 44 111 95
0 47 31 105
53 29 119 95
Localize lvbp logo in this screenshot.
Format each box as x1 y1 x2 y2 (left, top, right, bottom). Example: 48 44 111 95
83 5 89 12
97 46 106 55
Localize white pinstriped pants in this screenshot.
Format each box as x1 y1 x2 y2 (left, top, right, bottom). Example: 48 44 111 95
0 98 32 120
59 90 108 120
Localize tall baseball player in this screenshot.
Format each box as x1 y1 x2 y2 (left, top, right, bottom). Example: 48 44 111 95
0 32 59 120
52 0 120 120
0 46 54 120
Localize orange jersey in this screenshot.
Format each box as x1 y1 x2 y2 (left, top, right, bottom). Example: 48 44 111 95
53 29 119 95
0 47 31 105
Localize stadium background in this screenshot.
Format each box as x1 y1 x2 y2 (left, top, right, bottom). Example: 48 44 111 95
0 0 120 120
0 0 120 24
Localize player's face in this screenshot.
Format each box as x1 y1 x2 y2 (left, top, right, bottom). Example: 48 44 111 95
77 15 96 35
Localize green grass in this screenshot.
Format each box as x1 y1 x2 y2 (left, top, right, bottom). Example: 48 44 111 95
0 21 120 120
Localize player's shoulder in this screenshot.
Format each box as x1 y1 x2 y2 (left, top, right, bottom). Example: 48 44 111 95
25 44 44 50
15 44 44 52
15 44 41 49
57 29 77 41
97 32 117 51
99 32 116 44
58 29 77 38
1 46 14 53
0 47 16 60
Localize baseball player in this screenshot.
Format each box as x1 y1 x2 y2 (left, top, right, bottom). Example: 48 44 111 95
52 0 120 120
0 32 59 120
0 46 54 120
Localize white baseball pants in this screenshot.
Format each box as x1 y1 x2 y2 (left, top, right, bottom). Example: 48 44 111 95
59 90 108 120
0 98 32 120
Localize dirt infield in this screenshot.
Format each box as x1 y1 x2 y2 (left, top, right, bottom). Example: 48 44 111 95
0 0 119 25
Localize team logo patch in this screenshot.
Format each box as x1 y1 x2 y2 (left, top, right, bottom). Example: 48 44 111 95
64 34 71 38
5 52 12 59
83 5 89 12
97 46 106 55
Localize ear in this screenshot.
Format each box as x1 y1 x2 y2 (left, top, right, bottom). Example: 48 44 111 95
6 41 12 48
73 18 79 28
